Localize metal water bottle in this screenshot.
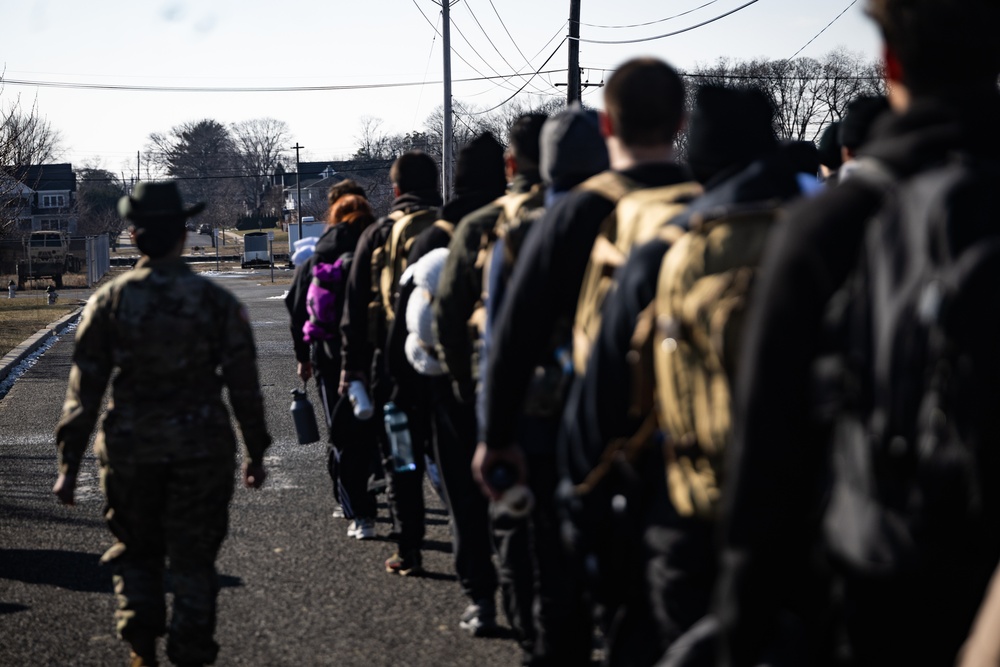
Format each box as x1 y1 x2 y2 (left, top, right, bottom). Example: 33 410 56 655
290 387 320 444
384 402 417 473
488 461 535 519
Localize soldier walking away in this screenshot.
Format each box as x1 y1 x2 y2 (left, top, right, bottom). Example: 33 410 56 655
53 180 272 667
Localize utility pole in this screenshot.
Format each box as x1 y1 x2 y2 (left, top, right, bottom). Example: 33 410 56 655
293 142 304 242
568 0 581 104
441 0 454 201
136 152 140 184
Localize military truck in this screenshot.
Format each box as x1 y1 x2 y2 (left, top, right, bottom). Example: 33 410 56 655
17 230 82 289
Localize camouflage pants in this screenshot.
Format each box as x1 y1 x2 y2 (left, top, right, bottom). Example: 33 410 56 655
99 456 235 666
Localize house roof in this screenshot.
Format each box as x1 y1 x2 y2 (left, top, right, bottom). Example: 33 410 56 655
7 163 77 193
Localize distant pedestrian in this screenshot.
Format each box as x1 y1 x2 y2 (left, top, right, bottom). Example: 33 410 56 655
45 284 58 305
8 279 15 298
53 180 272 667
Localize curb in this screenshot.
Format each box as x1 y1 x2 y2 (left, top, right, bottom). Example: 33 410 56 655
0 307 84 385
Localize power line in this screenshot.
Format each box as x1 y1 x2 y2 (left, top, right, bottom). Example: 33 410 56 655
449 17 526 94
788 0 859 60
580 0 723 29
574 0 763 45
461 1 551 96
465 37 567 116
412 11 442 128
0 70 563 94
410 0 522 94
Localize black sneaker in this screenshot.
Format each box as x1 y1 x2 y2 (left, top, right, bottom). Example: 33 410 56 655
459 598 498 636
385 549 423 576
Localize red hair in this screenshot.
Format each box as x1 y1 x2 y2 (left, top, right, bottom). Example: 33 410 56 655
328 194 374 228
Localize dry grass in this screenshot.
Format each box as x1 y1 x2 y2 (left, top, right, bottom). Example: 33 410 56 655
0 298 77 359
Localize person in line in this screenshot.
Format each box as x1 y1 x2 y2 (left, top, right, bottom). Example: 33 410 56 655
716 1 1000 664
433 115 550 660
285 183 378 538
340 151 442 576
559 83 806 666
473 57 692 665
53 180 271 667
391 133 509 635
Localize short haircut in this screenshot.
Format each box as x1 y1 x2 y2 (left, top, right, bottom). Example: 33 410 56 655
390 151 439 194
327 178 366 206
507 113 548 171
603 57 685 147
867 0 1000 94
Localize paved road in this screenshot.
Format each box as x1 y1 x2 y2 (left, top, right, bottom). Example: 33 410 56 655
0 274 522 666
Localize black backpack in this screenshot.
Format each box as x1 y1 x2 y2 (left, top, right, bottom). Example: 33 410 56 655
819 155 1000 576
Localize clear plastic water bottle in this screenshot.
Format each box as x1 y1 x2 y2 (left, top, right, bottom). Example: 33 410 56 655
487 461 534 519
348 380 373 420
384 402 417 473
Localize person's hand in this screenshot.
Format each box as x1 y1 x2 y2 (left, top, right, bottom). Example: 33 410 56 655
297 361 313 383
339 370 368 397
471 442 526 501
243 462 267 489
53 471 78 505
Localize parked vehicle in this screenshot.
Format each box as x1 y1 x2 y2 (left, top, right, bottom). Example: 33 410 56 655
17 230 82 289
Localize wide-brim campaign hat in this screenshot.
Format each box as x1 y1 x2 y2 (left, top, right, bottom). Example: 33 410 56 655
118 180 206 223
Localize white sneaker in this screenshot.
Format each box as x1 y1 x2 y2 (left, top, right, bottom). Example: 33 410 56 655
332 505 345 519
347 517 376 540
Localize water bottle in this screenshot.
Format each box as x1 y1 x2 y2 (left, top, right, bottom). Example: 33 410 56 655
384 402 417 473
290 387 320 444
487 461 534 519
348 380 374 420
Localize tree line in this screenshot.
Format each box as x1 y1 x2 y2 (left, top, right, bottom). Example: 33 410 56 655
1 49 882 240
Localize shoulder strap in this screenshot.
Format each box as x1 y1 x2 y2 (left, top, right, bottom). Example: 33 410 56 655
576 171 641 204
434 219 456 236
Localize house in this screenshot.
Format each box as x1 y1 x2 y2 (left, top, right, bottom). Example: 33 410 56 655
281 163 345 217
1 163 78 234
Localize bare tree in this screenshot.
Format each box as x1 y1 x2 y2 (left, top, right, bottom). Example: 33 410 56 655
231 117 290 221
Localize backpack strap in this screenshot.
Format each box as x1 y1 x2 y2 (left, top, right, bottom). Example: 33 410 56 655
434 219 456 236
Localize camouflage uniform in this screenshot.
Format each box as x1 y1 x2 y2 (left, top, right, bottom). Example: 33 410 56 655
56 255 271 666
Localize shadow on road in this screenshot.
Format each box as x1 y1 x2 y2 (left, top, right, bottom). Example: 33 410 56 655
0 603 30 615
0 549 243 593
0 548 111 593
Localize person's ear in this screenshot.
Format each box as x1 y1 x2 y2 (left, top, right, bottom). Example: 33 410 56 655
393 184 402 198
598 111 614 139
883 43 904 86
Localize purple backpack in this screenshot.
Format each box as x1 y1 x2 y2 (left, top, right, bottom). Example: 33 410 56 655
303 253 352 343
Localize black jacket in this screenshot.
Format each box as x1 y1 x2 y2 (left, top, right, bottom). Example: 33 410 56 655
717 93 1000 667
285 222 362 376
340 191 441 380
483 163 689 451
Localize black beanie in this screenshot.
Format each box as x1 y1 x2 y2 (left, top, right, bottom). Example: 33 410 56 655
817 121 843 170
454 132 506 197
839 96 890 151
686 84 778 184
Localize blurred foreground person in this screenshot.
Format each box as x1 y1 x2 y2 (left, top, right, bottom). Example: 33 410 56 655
717 0 1000 665
54 181 272 667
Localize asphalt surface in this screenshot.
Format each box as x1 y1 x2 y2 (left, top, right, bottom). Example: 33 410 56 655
0 270 524 666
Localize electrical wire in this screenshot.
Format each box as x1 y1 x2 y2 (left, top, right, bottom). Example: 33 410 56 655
465 37 567 116
0 70 564 94
787 0 859 60
461 1 551 95
574 0 763 45
410 0 521 94
449 17 525 93
412 11 441 128
580 0 723 29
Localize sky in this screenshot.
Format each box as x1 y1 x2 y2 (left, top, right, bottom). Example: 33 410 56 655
3 0 881 177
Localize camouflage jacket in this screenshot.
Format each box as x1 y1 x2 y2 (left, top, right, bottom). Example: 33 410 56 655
55 256 271 474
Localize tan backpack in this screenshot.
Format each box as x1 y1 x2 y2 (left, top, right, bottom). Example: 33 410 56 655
653 203 781 519
571 172 702 375
371 208 439 326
